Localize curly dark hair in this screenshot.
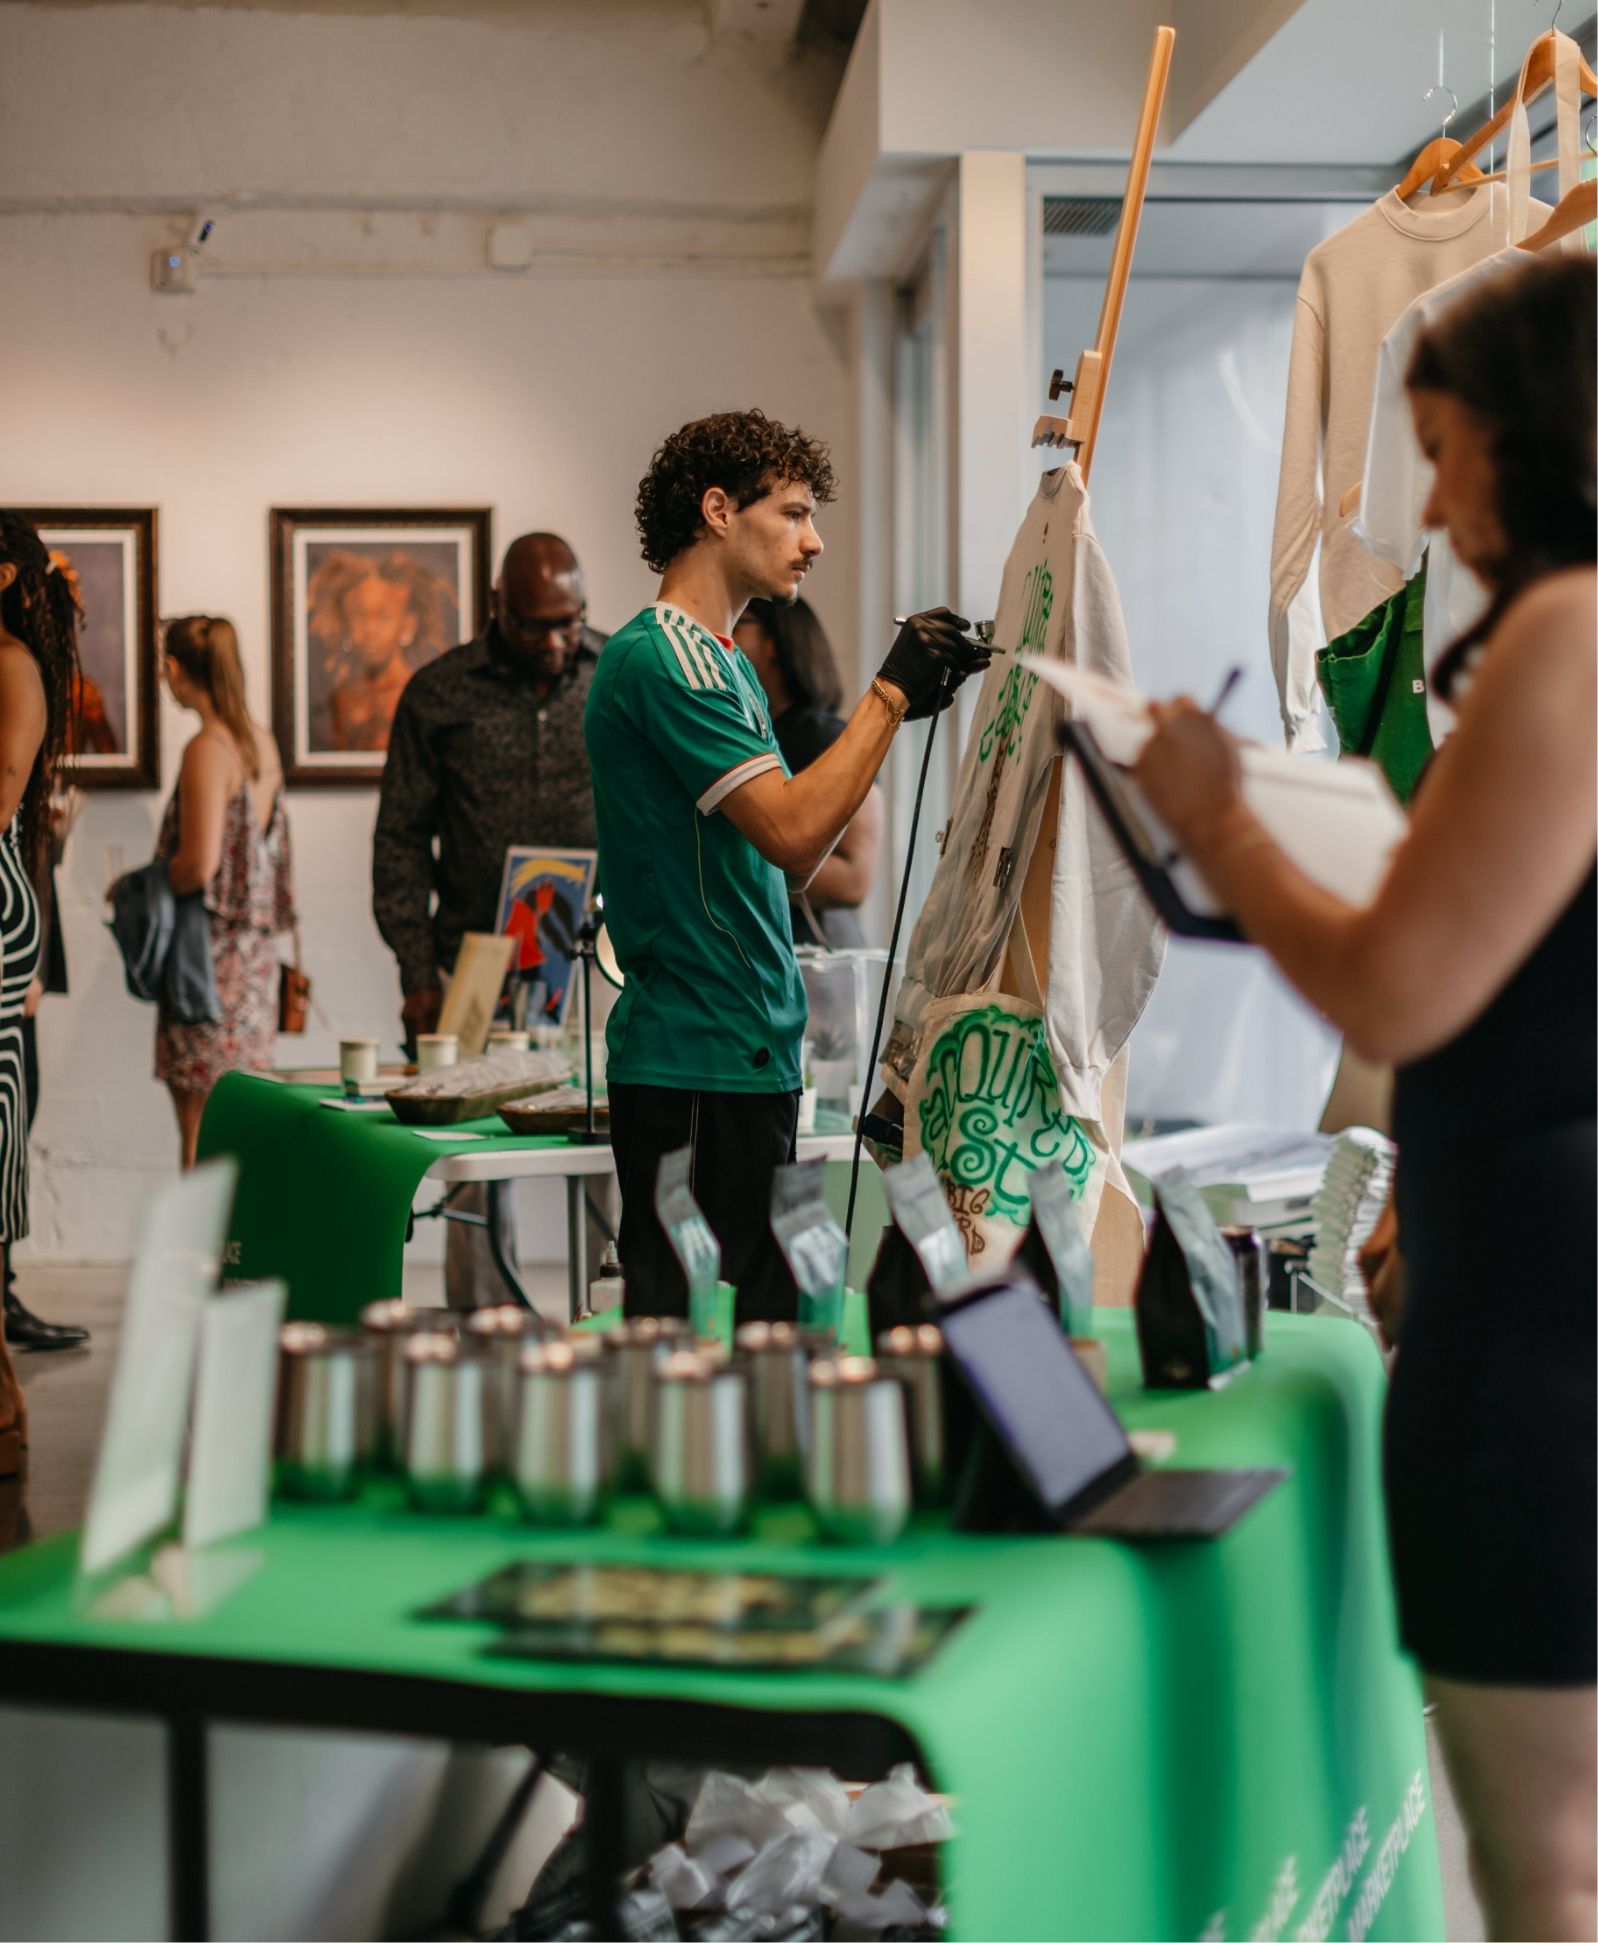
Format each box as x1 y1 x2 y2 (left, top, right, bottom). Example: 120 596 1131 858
635 409 836 576
0 511 83 874
1406 254 1596 698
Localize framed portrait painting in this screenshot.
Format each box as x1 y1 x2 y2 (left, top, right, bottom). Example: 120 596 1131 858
17 507 160 790
270 507 491 786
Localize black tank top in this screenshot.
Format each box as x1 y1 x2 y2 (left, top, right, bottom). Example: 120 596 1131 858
1394 865 1597 1149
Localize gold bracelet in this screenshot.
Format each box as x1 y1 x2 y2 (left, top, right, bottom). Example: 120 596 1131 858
871 677 908 725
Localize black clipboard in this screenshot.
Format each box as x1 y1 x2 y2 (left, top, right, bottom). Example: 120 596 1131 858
1059 719 1244 944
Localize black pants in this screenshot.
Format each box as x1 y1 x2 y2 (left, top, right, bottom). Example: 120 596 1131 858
3 1018 37 1301
608 1082 798 1318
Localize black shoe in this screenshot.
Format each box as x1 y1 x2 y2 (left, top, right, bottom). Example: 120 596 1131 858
3 1289 90 1353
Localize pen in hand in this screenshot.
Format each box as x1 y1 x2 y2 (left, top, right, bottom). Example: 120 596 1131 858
1206 665 1245 722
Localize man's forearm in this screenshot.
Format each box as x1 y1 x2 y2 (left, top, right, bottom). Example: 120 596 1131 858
725 682 901 876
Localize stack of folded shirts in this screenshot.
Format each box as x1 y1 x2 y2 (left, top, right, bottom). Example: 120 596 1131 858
1307 1127 1396 1311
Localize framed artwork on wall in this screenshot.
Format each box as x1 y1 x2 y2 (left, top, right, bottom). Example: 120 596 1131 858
269 506 492 787
15 507 160 791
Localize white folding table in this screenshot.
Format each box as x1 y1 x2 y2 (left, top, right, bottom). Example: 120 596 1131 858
424 1132 859 1320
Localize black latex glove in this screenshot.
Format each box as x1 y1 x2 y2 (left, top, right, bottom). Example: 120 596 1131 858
877 607 990 722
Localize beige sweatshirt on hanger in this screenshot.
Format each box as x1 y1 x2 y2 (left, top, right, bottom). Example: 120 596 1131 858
1268 183 1509 752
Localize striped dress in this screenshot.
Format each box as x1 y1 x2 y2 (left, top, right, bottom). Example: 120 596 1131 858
0 813 42 1242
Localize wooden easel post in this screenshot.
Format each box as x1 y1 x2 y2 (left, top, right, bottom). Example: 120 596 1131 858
1006 25 1174 1303
1029 24 1175 472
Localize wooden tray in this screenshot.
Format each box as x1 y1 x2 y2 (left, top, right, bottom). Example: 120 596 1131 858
499 1086 611 1137
386 1050 572 1127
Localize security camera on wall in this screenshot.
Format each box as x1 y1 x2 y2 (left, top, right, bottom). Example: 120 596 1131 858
150 215 216 295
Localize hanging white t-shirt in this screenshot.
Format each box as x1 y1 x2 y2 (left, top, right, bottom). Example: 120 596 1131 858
882 465 1165 1253
1268 183 1509 752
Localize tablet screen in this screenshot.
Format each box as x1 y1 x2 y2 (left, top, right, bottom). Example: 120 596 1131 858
940 1282 1134 1519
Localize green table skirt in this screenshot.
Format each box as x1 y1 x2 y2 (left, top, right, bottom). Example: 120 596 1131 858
0 1309 1442 1941
197 1072 582 1322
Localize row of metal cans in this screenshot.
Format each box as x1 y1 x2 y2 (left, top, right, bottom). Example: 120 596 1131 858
274 1304 951 1545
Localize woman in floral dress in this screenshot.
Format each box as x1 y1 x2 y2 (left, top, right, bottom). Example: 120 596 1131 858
156 616 296 1169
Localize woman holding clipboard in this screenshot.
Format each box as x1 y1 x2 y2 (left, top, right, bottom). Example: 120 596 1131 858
1134 255 1595 1942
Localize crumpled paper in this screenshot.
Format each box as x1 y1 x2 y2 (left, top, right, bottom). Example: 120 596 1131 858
846 1764 955 1849
724 1830 836 1918
649 1843 722 1913
686 1767 852 1852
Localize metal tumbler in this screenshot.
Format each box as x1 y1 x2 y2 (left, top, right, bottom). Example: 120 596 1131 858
509 1340 610 1526
466 1303 560 1469
610 1316 693 1489
275 1324 374 1502
1220 1226 1268 1356
806 1355 911 1545
875 1323 949 1505
401 1334 490 1513
360 1300 463 1468
649 1351 751 1537
735 1321 830 1497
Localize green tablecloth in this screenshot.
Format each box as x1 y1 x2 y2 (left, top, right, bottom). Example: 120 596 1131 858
197 1072 578 1323
0 1310 1442 1941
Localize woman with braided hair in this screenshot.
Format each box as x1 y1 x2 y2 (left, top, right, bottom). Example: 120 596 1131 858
0 511 80 1479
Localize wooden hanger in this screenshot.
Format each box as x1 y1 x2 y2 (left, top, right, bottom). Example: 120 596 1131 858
1518 177 1598 248
1432 29 1597 193
1395 137 1486 201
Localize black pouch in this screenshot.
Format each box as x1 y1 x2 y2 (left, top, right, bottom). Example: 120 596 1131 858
1134 1169 1247 1388
865 1153 969 1338
1012 1164 1096 1337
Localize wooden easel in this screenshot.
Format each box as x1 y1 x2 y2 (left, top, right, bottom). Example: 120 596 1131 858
1005 25 1174 1302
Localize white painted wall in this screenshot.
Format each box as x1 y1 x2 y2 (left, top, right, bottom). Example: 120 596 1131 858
3 3 858 1266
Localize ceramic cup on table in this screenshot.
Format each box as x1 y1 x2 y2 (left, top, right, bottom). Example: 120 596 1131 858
806 1355 911 1545
339 1037 381 1091
486 1029 531 1054
415 1033 459 1073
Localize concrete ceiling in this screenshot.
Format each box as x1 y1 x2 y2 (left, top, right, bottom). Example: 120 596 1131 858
1170 0 1597 166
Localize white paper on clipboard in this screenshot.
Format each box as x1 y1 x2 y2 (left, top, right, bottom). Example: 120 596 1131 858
1026 656 1409 913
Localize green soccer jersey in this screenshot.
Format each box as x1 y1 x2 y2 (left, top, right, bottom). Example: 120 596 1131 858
584 601 807 1093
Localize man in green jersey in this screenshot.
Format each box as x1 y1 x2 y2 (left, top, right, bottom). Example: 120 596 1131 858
585 409 986 1312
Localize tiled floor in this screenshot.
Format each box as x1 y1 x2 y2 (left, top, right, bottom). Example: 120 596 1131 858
4 1265 1484 1940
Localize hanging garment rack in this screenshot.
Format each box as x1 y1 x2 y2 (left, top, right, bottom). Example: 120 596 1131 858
1341 26 1594 520
1008 24 1174 1005
1031 25 1175 471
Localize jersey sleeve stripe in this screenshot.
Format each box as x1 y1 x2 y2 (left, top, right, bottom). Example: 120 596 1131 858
696 751 781 815
670 613 726 692
654 616 703 690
